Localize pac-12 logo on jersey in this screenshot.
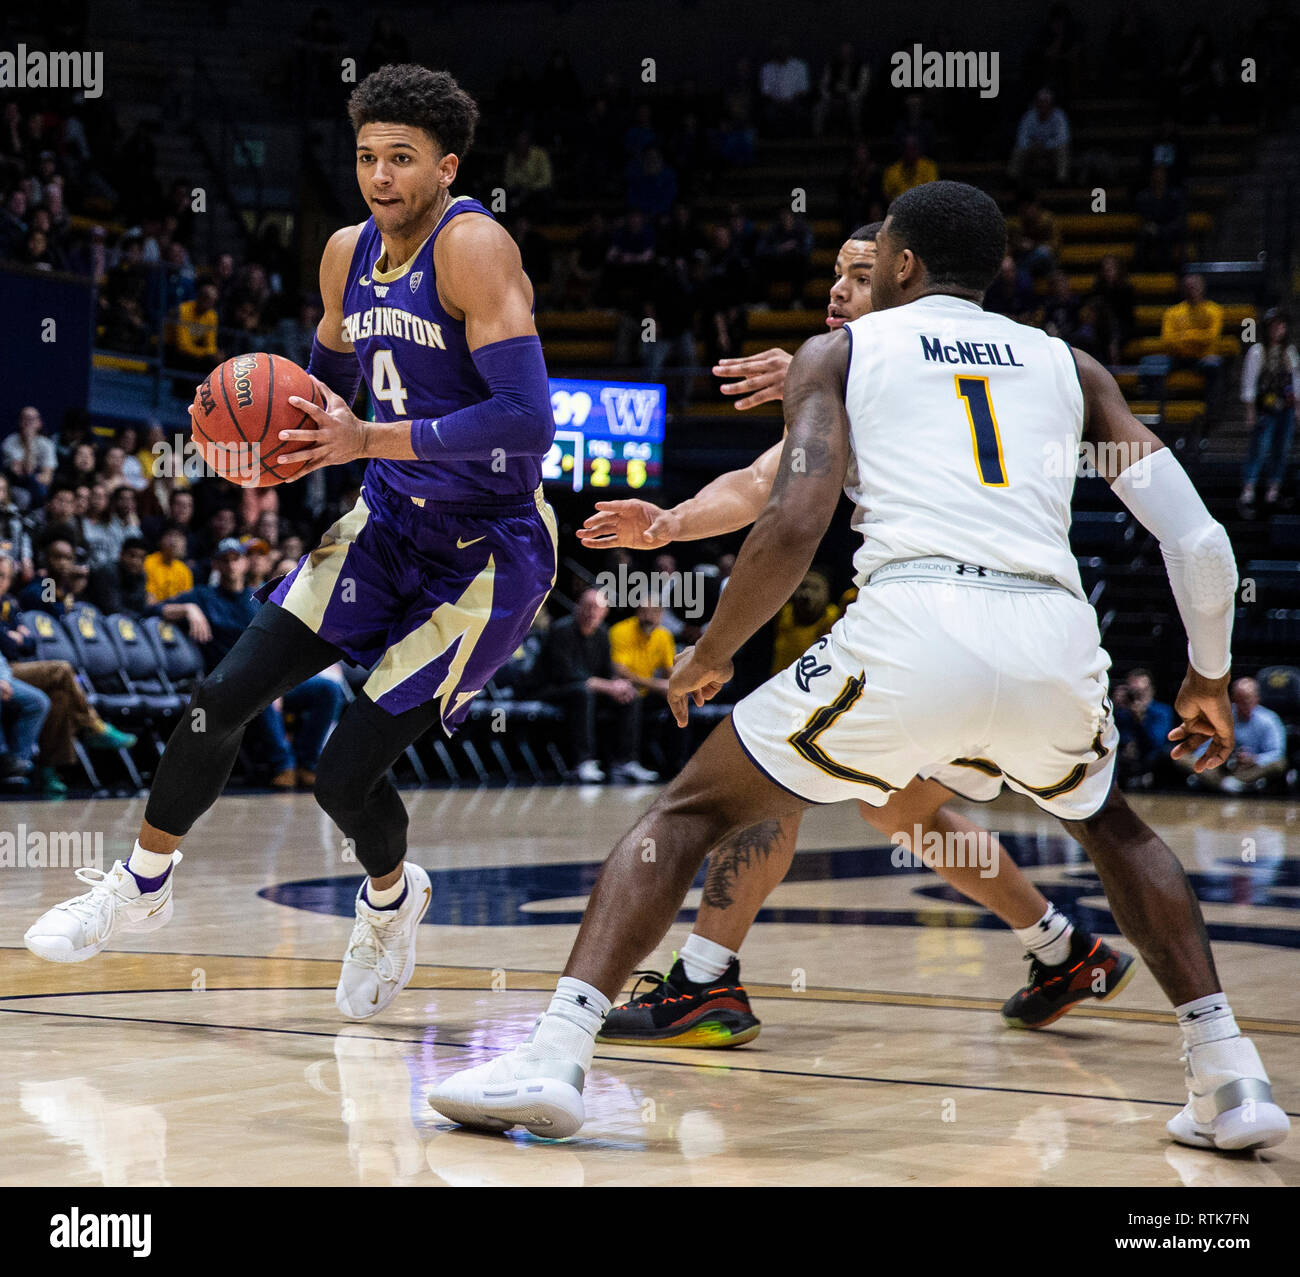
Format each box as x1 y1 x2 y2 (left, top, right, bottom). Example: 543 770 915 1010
600 387 659 436
410 271 423 293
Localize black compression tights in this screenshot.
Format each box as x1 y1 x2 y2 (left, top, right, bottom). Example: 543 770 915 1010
145 603 444 878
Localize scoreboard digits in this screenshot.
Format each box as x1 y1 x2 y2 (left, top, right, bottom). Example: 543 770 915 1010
542 378 665 492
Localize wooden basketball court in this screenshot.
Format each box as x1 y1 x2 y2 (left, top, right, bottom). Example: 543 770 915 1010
1 787 1296 1187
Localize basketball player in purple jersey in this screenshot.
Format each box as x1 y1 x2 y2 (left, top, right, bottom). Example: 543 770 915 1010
25 65 560 1020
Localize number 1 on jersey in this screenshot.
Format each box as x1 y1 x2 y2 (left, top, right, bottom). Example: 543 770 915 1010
371 349 408 416
955 375 1007 487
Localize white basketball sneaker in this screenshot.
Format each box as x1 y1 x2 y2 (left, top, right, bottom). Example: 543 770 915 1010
1166 1036 1290 1151
335 862 431 1020
427 1015 590 1138
24 853 182 963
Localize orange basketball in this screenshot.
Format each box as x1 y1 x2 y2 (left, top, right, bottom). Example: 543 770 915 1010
191 352 323 487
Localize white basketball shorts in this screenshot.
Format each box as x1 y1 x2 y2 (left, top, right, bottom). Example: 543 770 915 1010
730 572 1118 821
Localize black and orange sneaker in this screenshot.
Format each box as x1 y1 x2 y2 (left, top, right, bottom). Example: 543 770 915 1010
1001 927 1136 1029
596 957 761 1048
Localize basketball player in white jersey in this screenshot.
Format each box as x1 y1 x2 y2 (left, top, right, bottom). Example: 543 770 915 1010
578 222 1133 1047
430 181 1288 1153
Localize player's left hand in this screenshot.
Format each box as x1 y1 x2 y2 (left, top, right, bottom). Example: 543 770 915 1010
281 377 368 477
667 643 733 728
1168 667 1233 771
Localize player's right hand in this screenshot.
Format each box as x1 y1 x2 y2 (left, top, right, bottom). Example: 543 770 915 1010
667 644 733 728
1168 668 1234 771
713 348 792 410
577 500 680 550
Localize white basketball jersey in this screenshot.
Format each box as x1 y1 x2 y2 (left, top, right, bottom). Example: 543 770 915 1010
842 294 1085 597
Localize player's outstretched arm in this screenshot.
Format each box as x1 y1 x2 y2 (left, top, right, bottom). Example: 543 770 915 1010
1075 346 1237 770
667 331 851 725
577 440 784 549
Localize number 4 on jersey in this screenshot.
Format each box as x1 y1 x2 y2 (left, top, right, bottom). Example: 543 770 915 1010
955 375 1008 487
372 349 408 416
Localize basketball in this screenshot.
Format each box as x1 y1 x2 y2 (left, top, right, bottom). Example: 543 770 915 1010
190 352 323 487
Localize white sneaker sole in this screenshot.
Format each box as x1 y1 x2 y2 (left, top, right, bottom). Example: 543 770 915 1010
23 896 173 964
336 870 432 1021
429 1077 585 1139
1168 1101 1290 1152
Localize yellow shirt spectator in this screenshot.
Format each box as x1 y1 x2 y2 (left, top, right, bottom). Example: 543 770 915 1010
883 155 938 202
144 551 193 604
174 298 219 362
1161 298 1223 360
610 613 676 694
771 602 839 673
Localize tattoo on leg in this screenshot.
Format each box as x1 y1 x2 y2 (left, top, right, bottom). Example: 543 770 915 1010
702 819 784 911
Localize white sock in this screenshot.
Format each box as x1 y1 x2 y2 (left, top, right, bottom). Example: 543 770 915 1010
680 933 737 984
364 870 407 909
534 978 608 1069
127 841 175 881
1176 993 1240 1048
1013 904 1073 967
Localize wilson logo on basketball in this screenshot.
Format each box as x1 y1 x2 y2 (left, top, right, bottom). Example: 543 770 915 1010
231 354 259 409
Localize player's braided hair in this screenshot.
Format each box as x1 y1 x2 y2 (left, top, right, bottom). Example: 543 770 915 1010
885 180 1006 294
347 64 479 159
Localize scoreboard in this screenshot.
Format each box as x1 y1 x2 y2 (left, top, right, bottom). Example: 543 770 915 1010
542 377 665 492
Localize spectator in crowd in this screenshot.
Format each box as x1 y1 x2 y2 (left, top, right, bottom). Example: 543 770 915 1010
0 642 48 787
1086 254 1137 363
0 188 28 259
272 296 323 369
883 134 938 203
610 600 678 776
640 256 698 389
983 254 1035 322
164 537 344 788
23 479 80 547
3 405 57 503
240 535 274 592
698 224 753 361
1161 272 1224 418
1009 88 1071 185
839 141 885 233
771 570 839 672
144 525 194 604
17 536 88 617
538 588 645 783
1239 307 1299 512
757 208 814 308
1180 677 1288 792
1029 3 1084 101
90 484 141 569
85 533 150 617
1038 271 1079 340
114 426 149 491
626 146 679 218
759 38 811 137
170 279 223 390
142 487 198 553
0 552 136 794
1144 114 1189 189
1113 667 1176 789
60 441 100 487
0 475 33 579
1008 191 1060 277
194 506 239 572
813 42 871 138
502 130 554 218
80 482 116 566
1134 164 1187 269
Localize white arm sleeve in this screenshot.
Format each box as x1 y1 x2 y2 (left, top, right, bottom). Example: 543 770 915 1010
1110 447 1236 679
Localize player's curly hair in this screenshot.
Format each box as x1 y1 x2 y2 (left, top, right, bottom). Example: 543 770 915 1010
347 64 479 159
885 180 1005 294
